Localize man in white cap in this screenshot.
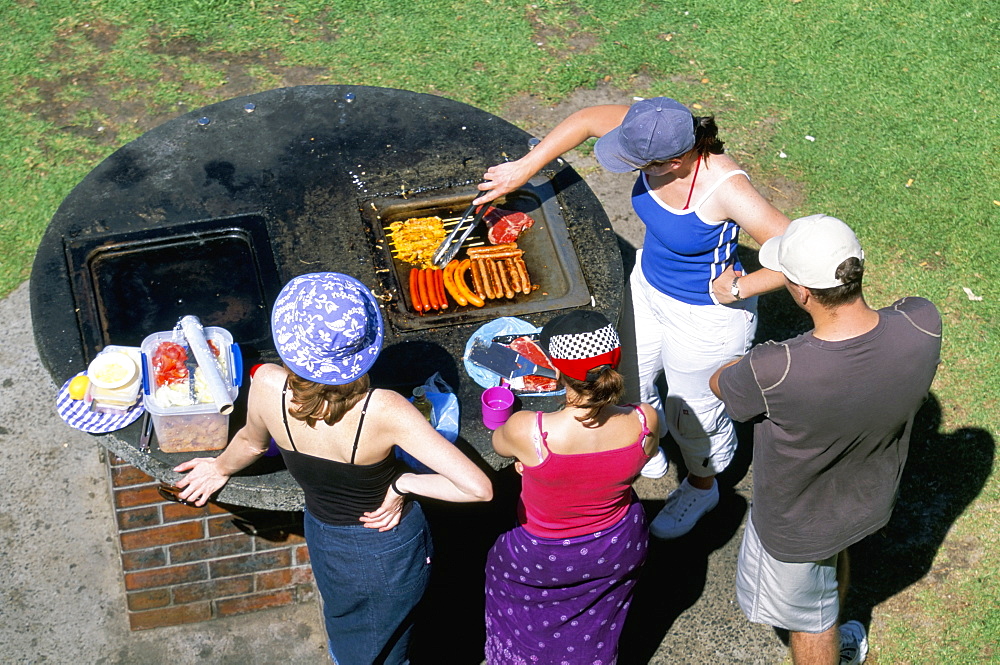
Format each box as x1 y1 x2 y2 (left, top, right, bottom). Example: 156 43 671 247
710 215 942 664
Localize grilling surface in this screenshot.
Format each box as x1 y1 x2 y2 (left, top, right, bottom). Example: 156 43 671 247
362 177 592 332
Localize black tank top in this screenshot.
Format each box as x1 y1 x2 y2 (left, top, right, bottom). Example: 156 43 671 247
277 382 402 525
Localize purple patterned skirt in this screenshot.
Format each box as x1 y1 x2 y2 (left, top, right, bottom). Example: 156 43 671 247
484 500 648 665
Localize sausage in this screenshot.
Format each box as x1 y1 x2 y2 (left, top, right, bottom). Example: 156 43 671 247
455 260 485 307
476 259 495 299
418 268 435 311
443 260 467 307
484 259 500 300
470 257 486 300
487 259 504 299
409 268 424 314
467 243 521 255
433 267 448 310
497 258 514 299
504 258 521 294
455 259 486 307
480 242 518 252
431 269 443 310
426 268 441 311
466 248 524 261
515 257 531 295
440 268 450 309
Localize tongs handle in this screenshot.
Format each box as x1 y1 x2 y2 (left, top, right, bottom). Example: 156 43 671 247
432 203 488 267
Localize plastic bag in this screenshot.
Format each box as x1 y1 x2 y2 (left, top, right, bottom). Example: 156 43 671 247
422 372 460 443
396 372 460 473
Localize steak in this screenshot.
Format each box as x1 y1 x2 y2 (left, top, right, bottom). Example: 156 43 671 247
509 336 554 370
484 207 535 245
509 374 559 393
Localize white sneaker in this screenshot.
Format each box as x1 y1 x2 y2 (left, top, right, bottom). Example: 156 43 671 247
839 620 868 664
649 478 719 539
640 447 669 479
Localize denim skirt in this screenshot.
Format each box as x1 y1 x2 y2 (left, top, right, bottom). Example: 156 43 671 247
304 502 433 665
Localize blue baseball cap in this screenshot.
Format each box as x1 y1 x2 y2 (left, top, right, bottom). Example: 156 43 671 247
271 272 384 385
595 97 696 172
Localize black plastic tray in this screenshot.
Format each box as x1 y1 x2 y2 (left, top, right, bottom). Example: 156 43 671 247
360 176 592 332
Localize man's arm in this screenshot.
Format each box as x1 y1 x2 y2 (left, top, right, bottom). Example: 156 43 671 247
710 358 743 399
711 348 774 424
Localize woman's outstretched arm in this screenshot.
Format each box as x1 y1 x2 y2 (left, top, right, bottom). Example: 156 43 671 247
473 105 630 205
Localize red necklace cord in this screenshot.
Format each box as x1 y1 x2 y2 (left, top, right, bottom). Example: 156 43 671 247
683 155 701 210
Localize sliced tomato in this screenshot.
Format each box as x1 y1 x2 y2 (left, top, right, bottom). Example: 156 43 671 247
152 341 189 386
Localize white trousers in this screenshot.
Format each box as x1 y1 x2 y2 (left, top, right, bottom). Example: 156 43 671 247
630 258 757 476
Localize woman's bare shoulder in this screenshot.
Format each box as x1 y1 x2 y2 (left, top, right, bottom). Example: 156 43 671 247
367 387 409 409
504 409 539 432
250 364 287 392
491 409 539 459
704 152 744 174
366 388 425 428
635 402 657 419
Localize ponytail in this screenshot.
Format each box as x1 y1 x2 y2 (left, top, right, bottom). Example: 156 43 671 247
560 365 626 425
692 116 725 160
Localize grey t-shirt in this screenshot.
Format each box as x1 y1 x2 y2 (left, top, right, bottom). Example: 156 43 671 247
718 297 941 562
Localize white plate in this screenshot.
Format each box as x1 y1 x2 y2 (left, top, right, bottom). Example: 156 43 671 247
463 316 563 396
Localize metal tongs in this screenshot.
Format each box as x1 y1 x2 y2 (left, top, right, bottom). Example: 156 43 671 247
431 202 489 268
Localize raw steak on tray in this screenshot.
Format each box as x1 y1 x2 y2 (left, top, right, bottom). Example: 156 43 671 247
508 336 555 371
509 374 559 393
484 207 535 245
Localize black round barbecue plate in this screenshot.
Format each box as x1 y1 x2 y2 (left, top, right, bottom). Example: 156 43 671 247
31 85 623 509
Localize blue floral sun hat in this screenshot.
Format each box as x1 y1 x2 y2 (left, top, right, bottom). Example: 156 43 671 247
271 272 384 385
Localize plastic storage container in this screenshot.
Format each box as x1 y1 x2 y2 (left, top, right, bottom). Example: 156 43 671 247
140 326 242 453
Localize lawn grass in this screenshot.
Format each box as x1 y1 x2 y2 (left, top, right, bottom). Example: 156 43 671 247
2 0 997 661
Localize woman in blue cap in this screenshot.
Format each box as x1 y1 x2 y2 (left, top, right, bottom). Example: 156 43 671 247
474 99 789 539
174 272 493 665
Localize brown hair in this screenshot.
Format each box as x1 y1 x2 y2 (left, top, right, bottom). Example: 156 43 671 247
560 365 626 425
284 366 370 428
809 257 865 307
692 116 725 160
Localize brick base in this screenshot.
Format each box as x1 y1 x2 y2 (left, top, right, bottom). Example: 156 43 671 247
105 453 315 630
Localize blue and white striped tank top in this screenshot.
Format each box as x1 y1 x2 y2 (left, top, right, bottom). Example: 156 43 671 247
632 169 749 306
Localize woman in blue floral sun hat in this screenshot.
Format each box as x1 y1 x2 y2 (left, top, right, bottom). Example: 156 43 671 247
176 272 493 665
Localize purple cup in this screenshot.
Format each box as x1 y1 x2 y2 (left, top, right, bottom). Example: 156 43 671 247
481 386 515 430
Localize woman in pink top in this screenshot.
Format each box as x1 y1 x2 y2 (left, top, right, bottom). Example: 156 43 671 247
485 310 659 665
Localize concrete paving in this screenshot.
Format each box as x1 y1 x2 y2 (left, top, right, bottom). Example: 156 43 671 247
0 148 790 663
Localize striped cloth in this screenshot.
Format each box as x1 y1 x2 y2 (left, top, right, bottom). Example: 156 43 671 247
56 372 144 433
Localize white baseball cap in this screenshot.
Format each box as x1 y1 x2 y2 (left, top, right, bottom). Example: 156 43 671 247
758 214 864 289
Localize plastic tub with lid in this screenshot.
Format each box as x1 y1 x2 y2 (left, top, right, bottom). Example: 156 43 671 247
140 326 242 453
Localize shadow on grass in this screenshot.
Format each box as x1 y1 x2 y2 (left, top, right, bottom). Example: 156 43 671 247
844 394 995 629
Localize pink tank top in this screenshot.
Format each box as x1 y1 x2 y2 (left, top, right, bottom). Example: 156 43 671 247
518 406 653 538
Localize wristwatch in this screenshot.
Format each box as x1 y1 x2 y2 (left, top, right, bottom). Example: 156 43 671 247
731 276 744 301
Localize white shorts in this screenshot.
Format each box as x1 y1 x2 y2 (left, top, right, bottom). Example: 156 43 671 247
630 258 757 476
735 514 840 633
